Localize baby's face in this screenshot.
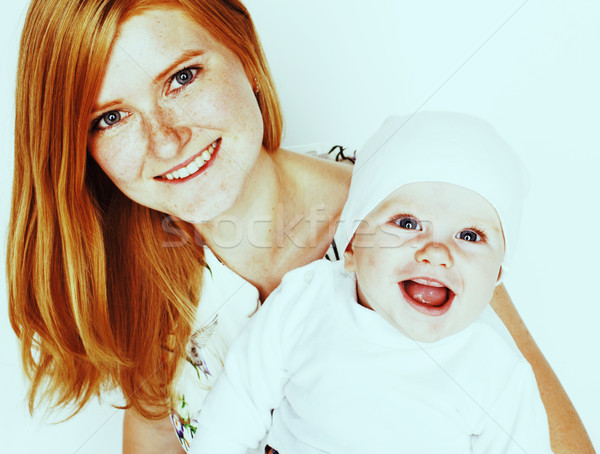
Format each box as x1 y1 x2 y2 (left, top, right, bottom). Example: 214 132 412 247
344 182 505 343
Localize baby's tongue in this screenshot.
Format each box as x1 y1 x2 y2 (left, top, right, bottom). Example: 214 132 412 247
404 280 448 306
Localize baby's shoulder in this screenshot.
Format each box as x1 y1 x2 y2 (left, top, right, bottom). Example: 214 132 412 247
267 259 350 316
279 258 345 289
466 306 529 371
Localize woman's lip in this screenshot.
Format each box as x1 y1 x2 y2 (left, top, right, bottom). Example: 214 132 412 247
398 280 455 316
155 138 221 183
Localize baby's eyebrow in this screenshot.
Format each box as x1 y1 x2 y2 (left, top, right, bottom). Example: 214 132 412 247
375 197 414 213
462 220 502 234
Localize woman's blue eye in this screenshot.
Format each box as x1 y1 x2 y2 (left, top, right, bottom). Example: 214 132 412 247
168 67 199 93
394 217 421 231
457 230 480 242
103 111 121 125
93 110 124 130
175 68 194 85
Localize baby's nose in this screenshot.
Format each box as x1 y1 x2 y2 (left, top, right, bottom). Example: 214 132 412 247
414 241 453 268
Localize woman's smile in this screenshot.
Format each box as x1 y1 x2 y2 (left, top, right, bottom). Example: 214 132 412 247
156 138 221 182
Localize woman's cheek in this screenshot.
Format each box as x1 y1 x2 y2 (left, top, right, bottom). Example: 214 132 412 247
91 127 147 185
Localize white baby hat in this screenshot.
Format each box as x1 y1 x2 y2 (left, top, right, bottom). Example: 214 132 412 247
338 111 529 274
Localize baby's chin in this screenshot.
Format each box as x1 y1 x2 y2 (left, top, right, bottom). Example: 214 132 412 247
398 324 448 343
380 309 473 343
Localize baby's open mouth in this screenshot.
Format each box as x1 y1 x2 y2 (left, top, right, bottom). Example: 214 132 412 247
399 278 455 316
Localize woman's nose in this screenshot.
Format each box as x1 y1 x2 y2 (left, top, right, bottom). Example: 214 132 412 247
414 241 454 268
145 108 192 159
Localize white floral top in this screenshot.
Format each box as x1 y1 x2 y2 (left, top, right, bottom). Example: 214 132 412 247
169 145 356 452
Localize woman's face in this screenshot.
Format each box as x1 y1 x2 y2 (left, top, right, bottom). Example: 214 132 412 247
88 7 264 223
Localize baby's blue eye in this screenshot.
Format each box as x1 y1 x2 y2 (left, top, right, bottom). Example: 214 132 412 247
393 217 422 231
457 230 480 242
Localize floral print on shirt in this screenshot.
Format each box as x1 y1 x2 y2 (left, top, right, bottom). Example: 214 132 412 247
170 394 198 451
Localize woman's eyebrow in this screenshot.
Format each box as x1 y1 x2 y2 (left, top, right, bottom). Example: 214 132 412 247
90 50 206 115
91 100 122 116
153 49 205 84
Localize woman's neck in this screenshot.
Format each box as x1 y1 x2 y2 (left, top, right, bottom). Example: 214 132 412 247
195 147 351 299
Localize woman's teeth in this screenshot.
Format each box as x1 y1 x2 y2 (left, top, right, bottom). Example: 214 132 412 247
164 140 218 180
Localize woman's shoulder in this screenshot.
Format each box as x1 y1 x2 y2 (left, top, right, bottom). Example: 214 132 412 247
284 143 357 163
279 144 355 181
280 144 353 206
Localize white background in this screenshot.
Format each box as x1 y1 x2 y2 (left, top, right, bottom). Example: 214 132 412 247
1 0 598 452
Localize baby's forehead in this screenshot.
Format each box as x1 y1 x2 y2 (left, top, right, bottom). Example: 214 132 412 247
366 182 502 228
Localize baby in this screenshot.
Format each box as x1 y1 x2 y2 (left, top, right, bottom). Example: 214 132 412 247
191 112 552 453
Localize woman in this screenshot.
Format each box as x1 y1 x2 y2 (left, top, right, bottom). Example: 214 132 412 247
7 0 592 452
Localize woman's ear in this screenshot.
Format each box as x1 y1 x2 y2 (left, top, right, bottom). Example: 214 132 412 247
343 240 357 273
495 266 503 286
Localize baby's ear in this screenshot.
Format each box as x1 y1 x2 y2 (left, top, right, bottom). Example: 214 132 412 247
343 239 357 273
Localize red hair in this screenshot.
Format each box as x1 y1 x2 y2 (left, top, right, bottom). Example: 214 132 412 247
8 0 282 419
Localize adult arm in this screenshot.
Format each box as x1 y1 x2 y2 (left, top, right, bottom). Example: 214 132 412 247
123 409 184 454
473 360 552 453
490 284 594 453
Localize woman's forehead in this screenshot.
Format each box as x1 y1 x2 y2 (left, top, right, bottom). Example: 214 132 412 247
93 8 217 109
114 7 208 51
